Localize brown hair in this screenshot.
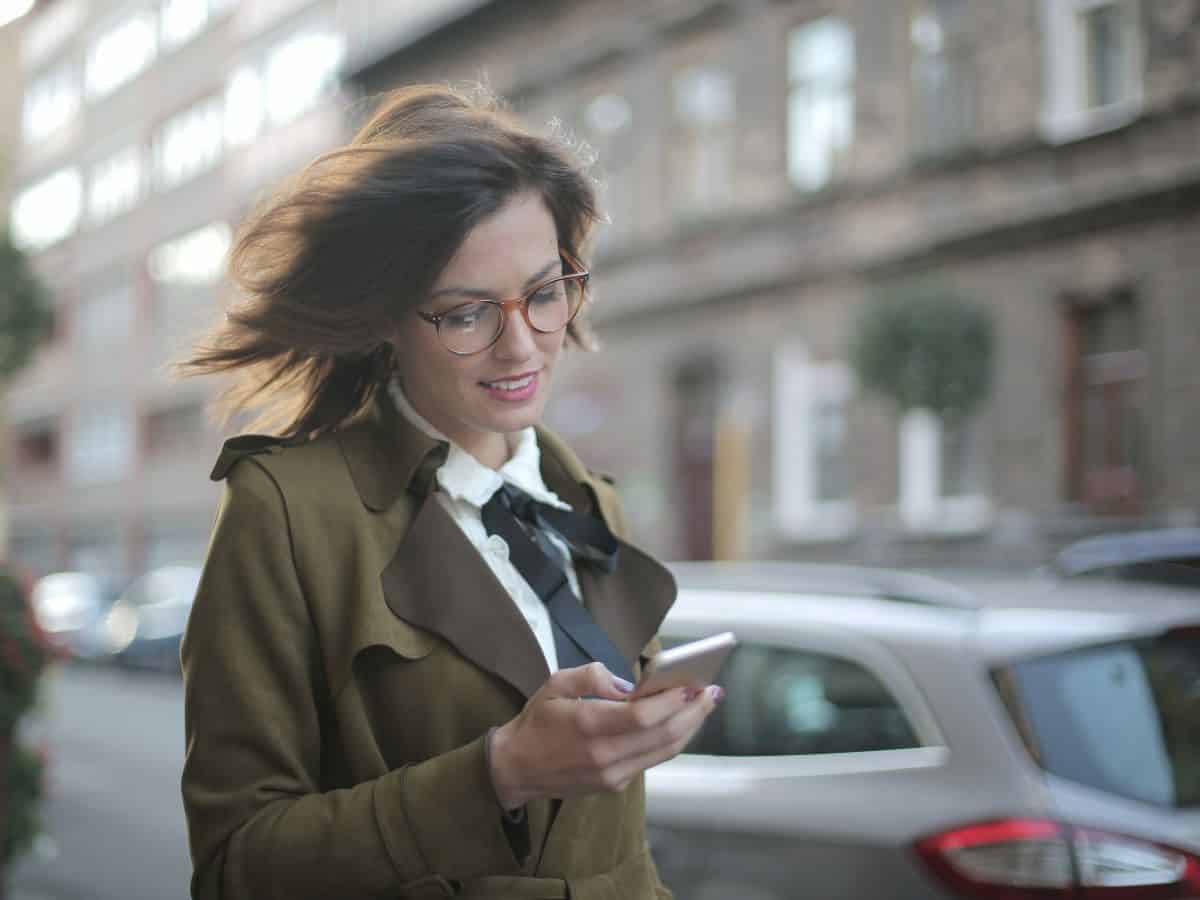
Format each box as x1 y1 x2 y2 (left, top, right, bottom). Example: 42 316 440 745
176 83 601 439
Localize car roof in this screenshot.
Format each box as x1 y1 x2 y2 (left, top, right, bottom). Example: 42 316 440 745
666 562 1200 664
1054 527 1200 575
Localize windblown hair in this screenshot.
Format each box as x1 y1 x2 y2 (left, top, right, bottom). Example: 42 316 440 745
176 83 601 439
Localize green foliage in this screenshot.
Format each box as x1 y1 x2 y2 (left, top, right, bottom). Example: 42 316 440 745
0 229 53 381
4 741 45 863
0 569 53 865
850 285 995 418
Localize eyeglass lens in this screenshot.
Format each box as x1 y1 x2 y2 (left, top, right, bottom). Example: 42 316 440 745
438 276 585 354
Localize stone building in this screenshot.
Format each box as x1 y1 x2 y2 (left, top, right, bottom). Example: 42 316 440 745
6 0 1200 577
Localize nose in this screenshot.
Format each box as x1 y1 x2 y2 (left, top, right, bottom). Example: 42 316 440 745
492 305 538 361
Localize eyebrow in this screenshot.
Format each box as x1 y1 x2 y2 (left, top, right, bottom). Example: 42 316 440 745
429 259 562 301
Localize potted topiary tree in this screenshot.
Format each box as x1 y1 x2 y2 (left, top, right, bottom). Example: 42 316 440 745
850 284 995 531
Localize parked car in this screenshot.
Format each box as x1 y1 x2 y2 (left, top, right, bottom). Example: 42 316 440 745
30 571 120 660
646 562 1200 900
1053 527 1200 588
101 565 202 672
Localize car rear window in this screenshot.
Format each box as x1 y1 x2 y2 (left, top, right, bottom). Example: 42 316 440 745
995 630 1200 808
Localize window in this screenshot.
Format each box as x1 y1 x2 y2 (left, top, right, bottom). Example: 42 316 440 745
773 345 856 540
11 167 83 251
677 640 920 756
262 28 344 125
76 280 136 346
67 405 137 485
899 408 991 534
22 63 81 143
224 66 265 147
997 632 1200 808
148 222 231 286
910 0 974 156
154 95 224 188
1040 0 1144 142
581 90 634 249
86 10 158 99
787 16 855 192
15 421 58 472
669 63 736 218
89 146 144 224
144 403 207 457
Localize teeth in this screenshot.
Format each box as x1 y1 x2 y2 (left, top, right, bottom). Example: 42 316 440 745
487 374 534 391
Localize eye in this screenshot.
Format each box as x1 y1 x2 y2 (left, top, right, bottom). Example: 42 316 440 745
530 281 565 304
443 302 492 331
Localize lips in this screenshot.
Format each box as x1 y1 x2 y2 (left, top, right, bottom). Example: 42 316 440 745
480 371 538 390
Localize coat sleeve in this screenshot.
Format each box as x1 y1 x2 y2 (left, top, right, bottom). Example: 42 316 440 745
181 459 522 900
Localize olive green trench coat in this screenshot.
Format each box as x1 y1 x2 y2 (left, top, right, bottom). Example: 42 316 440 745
180 396 677 900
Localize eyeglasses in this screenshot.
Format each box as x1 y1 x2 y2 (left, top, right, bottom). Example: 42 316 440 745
417 267 590 356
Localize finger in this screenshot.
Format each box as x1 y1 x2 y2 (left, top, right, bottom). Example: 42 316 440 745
579 684 694 738
601 687 719 781
541 662 633 702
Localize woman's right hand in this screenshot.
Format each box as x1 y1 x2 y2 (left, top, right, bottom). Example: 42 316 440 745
487 662 721 810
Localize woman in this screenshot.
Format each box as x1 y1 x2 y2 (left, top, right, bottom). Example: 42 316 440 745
178 83 720 900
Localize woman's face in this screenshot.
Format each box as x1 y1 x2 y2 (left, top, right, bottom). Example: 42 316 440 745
394 190 569 466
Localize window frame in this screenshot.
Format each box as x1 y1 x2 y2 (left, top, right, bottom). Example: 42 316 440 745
899 407 993 536
785 13 856 193
1039 0 1145 144
660 607 946 769
772 343 857 543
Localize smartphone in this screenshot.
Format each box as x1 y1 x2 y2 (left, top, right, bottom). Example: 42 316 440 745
629 631 737 700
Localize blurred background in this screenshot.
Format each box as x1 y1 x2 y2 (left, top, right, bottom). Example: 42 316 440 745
0 0 1198 898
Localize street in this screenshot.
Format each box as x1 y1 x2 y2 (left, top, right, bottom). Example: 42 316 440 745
11 664 191 900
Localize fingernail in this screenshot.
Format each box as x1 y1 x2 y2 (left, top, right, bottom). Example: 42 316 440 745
707 685 725 703
613 676 634 693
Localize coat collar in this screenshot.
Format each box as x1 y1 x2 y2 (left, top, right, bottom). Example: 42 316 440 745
338 393 675 700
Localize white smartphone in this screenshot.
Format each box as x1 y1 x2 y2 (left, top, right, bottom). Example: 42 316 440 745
629 631 737 700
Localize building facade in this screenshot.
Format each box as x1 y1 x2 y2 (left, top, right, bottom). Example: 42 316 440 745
5 0 1200 579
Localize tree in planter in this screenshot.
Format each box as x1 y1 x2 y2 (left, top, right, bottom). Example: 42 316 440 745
850 285 995 528
0 228 55 895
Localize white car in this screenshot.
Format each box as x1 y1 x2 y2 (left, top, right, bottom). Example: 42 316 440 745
647 562 1200 900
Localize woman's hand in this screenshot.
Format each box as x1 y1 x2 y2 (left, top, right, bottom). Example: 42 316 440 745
487 662 721 810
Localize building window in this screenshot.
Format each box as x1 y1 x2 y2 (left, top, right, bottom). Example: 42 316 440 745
262 28 344 125
22 63 81 143
88 146 144 224
11 167 83 251
67 405 137 485
787 16 855 192
85 10 158 99
224 66 265 147
669 63 736 219
15 421 59 473
154 95 224 188
899 408 991 534
910 0 974 156
1040 0 1144 142
773 345 856 541
148 222 231 286
144 402 208 457
76 280 136 346
581 90 634 249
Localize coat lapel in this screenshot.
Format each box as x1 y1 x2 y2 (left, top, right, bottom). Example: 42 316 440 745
379 493 550 700
339 391 676 700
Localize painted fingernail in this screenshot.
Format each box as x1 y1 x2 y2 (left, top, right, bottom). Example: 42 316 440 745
613 676 634 693
707 685 725 703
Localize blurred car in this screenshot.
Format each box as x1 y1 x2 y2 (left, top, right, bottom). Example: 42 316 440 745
102 565 202 672
1053 527 1200 588
30 571 120 660
646 562 1200 900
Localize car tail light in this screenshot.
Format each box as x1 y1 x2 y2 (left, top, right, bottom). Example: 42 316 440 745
915 818 1200 899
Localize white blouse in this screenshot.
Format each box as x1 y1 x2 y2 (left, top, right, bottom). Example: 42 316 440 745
388 380 582 673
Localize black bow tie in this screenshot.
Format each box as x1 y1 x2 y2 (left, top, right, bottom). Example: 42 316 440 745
481 482 631 682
